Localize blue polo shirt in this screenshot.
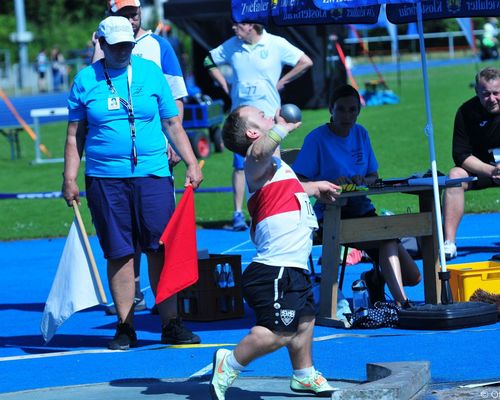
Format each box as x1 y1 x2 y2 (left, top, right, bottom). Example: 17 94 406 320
68 56 178 178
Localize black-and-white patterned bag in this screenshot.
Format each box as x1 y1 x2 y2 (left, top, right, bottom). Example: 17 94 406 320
350 302 402 329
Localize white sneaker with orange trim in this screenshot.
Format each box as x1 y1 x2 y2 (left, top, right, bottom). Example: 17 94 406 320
290 370 336 397
209 349 240 400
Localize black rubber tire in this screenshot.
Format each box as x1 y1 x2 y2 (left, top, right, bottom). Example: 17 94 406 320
189 130 211 159
210 126 224 153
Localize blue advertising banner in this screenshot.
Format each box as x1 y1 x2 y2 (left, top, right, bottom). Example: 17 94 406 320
387 0 500 23
272 0 381 25
232 0 498 26
313 0 410 9
232 0 271 24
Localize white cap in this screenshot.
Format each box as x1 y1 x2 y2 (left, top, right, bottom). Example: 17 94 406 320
96 16 135 45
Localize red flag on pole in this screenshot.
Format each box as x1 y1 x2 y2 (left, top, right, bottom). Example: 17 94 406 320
156 185 199 304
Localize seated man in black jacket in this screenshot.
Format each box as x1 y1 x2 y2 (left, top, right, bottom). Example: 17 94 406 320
443 67 500 260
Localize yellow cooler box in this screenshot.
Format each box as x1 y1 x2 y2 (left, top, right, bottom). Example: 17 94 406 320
447 261 500 302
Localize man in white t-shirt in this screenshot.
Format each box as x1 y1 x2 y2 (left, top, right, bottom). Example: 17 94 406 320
205 22 313 231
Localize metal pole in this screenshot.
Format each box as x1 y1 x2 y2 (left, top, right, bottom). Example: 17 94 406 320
154 0 164 22
33 115 41 163
416 1 448 273
13 0 30 89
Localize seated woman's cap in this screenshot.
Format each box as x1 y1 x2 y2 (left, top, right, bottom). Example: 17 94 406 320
108 0 141 13
96 16 135 45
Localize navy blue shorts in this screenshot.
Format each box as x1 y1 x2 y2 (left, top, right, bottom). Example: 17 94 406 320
85 176 175 260
242 262 315 333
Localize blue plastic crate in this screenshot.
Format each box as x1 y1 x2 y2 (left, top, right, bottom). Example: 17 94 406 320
183 99 225 129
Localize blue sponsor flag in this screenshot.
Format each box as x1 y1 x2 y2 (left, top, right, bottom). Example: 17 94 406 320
273 0 381 25
232 0 271 24
313 0 411 9
387 0 500 23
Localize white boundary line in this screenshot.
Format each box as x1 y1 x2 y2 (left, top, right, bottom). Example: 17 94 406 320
221 239 252 254
0 349 117 362
190 364 213 377
457 235 500 240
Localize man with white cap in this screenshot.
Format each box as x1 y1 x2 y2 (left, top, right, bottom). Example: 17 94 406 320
63 16 203 350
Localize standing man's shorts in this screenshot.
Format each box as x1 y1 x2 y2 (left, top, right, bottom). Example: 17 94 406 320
233 153 245 170
85 176 175 260
242 262 315 333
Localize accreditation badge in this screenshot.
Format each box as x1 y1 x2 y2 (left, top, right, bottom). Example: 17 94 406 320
107 96 120 110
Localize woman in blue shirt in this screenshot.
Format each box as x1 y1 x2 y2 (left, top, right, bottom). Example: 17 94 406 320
293 84 421 308
62 16 203 350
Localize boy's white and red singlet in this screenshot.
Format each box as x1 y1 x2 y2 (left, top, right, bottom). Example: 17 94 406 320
247 159 318 270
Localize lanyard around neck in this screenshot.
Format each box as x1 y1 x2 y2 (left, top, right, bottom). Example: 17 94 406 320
101 59 138 167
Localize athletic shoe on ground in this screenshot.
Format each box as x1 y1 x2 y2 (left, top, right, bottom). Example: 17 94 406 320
209 348 240 400
443 240 457 260
108 322 138 350
161 318 201 344
105 294 147 315
232 211 248 231
290 370 335 397
361 268 386 305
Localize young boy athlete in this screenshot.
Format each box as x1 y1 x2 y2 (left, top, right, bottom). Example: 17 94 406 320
209 105 341 399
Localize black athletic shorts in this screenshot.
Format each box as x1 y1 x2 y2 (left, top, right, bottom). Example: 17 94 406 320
242 262 315 333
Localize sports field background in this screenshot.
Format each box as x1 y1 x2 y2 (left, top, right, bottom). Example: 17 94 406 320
1 61 499 241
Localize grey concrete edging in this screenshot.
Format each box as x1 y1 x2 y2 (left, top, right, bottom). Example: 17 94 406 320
331 361 431 400
0 362 430 400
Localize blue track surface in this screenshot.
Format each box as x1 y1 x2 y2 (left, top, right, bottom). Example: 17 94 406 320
0 92 69 127
350 56 478 76
1 212 499 394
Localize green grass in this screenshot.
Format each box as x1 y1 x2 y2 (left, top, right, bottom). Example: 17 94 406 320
1 62 498 240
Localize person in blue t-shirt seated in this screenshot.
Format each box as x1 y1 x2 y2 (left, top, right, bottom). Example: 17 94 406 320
292 84 421 308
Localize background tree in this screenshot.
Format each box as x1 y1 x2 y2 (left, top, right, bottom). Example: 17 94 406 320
0 0 103 63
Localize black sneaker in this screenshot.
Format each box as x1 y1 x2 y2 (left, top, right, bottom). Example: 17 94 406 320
361 268 386 305
108 323 138 350
161 318 201 345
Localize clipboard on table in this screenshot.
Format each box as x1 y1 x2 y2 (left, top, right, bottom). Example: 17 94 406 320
407 176 477 186
378 170 445 187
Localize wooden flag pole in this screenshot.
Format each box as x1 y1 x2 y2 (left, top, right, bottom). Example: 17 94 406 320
72 200 108 304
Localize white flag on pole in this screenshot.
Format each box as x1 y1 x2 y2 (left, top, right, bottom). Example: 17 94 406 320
40 220 101 343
